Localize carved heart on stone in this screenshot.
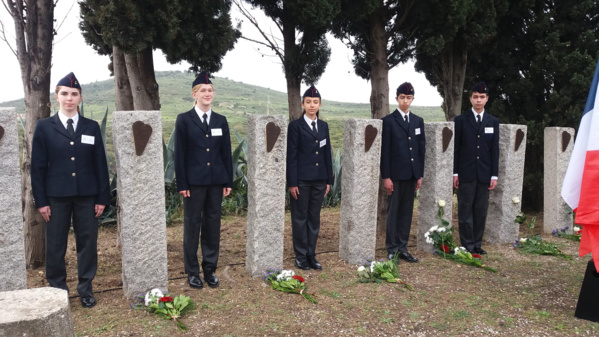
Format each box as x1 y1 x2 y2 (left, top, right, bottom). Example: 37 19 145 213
132 121 153 156
562 131 571 152
364 125 377 152
0 125 4 142
442 127 453 153
515 129 525 152
265 122 281 153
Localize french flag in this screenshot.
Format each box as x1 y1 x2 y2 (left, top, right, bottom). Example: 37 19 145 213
562 58 599 270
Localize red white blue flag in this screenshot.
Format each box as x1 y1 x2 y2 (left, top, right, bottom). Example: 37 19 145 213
562 58 599 270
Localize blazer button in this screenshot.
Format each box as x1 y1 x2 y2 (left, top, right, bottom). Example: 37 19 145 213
411 158 414 162
315 140 318 143
477 156 480 160
207 148 210 152
72 173 76 177
316 151 319 155
207 163 211 166
206 134 209 138
70 141 74 145
408 137 411 140
478 135 480 138
477 146 480 149
409 147 413 151
71 157 75 161
316 163 319 166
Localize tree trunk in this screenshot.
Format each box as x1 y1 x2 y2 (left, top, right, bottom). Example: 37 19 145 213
438 39 468 121
365 12 392 233
281 14 303 121
6 0 55 268
124 47 160 110
286 76 302 121
113 46 134 111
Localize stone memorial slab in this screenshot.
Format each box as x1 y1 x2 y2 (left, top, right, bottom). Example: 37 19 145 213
246 115 288 277
113 111 168 299
417 123 455 253
486 124 527 243
0 287 74 337
339 119 382 264
544 127 575 233
0 108 27 291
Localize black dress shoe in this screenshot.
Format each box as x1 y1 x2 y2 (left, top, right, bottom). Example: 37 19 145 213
294 259 310 270
81 295 96 308
204 273 219 288
399 251 419 263
307 257 322 270
474 247 487 255
188 275 203 289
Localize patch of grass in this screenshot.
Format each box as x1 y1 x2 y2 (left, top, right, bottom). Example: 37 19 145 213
401 299 412 307
408 312 421 319
379 317 394 324
535 310 551 318
452 310 470 320
321 289 343 299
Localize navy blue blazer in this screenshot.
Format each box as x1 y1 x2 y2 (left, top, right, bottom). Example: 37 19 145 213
453 111 500 183
380 109 426 181
31 113 110 208
286 117 334 187
175 109 233 190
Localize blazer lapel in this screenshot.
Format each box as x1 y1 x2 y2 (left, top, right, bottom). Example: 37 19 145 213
188 109 208 134
392 109 409 134
50 113 71 139
467 113 479 132
75 116 90 139
301 118 318 140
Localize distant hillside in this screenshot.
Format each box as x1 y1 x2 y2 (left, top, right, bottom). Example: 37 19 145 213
0 71 444 150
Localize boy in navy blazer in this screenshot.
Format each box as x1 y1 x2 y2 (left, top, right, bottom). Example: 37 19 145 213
175 72 232 289
287 86 334 270
31 72 110 308
380 82 425 263
453 82 500 254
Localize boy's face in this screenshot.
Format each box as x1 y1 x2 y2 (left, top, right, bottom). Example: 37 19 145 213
396 94 414 112
470 92 488 112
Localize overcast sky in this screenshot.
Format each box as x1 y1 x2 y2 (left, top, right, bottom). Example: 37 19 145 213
0 1 443 107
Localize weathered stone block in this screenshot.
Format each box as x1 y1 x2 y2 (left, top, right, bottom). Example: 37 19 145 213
113 111 168 299
486 124 527 243
417 122 455 253
339 119 382 264
246 115 288 277
0 287 74 337
544 127 575 233
0 108 27 291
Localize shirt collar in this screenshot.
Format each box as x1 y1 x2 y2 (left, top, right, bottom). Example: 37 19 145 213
195 106 212 120
472 108 485 120
303 114 318 128
398 109 410 117
58 111 79 129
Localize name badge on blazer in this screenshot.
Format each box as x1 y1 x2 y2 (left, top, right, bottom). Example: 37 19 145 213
415 128 421 135
484 127 494 134
81 135 95 145
320 139 327 148
211 128 223 136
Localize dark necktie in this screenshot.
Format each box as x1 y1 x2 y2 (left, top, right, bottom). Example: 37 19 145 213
311 121 318 137
476 114 481 127
67 118 74 137
404 114 409 125
202 113 208 128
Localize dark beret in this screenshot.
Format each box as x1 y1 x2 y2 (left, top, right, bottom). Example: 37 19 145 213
471 81 489 94
302 85 321 99
192 71 212 87
396 82 414 96
56 72 81 91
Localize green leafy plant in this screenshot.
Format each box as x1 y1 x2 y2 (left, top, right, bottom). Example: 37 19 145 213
323 147 342 207
357 258 414 291
263 269 317 303
552 225 582 242
133 288 196 331
513 213 570 259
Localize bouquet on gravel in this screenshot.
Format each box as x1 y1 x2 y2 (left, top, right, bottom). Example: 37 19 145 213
356 258 414 291
133 288 196 331
425 200 497 273
514 213 571 259
263 269 317 303
552 225 582 242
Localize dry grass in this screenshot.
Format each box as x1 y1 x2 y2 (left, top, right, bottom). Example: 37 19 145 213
26 207 599 336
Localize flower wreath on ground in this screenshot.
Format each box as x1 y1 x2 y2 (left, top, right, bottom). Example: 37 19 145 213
424 200 497 272
132 288 196 331
356 258 414 291
552 225 583 242
263 269 317 303
513 213 571 259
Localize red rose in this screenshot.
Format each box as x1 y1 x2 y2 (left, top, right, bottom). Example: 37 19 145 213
472 254 482 259
159 296 173 303
577 230 583 235
440 244 450 253
292 275 305 283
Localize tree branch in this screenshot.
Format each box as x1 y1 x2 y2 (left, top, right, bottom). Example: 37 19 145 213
232 0 284 63
0 17 17 56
